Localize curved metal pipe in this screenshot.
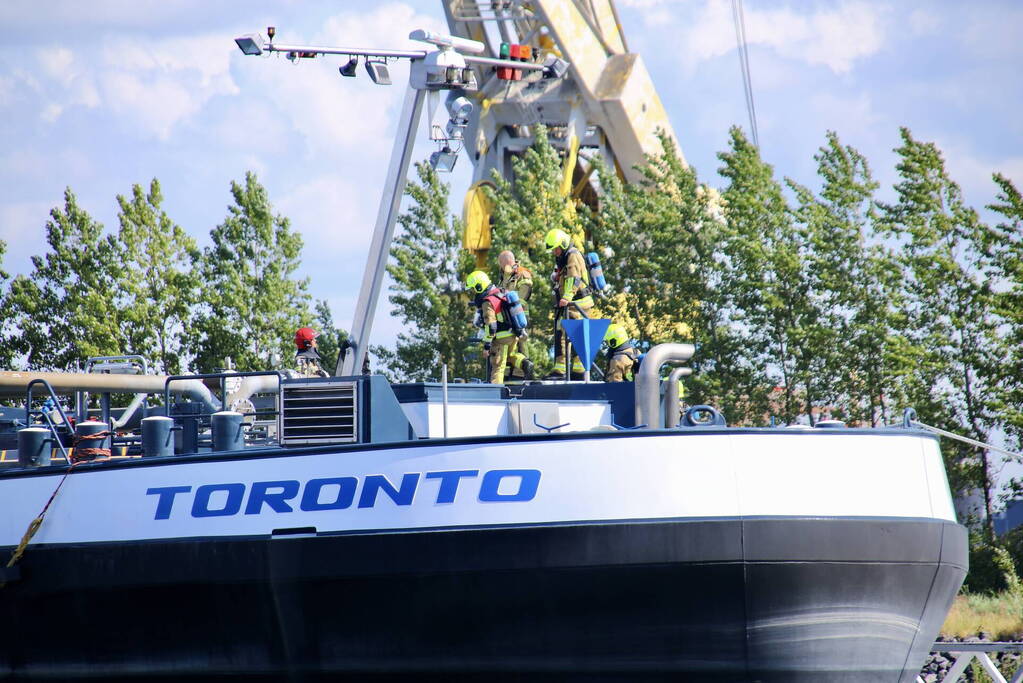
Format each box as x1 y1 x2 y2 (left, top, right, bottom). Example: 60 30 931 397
634 343 695 428
663 366 693 428
225 374 282 408
0 371 219 413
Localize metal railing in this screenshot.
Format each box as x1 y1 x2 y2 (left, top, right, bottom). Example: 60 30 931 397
920 642 1023 683
24 379 73 461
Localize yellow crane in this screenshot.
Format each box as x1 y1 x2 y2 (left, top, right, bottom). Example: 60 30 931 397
441 0 682 266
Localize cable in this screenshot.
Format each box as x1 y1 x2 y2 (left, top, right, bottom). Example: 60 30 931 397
731 0 759 147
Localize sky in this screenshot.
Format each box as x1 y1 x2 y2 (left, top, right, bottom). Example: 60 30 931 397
1 0 1022 478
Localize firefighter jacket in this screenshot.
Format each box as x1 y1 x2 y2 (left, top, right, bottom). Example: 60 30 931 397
499 263 533 305
555 247 594 308
476 287 515 348
296 348 329 378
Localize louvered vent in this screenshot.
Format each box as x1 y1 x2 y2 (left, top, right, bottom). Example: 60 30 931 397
281 380 358 446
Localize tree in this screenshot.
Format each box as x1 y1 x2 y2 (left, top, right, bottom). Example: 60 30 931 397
312 299 347 375
384 162 479 381
717 126 822 425
0 239 12 368
5 188 125 370
787 132 906 425
116 179 199 374
878 127 999 537
190 172 312 372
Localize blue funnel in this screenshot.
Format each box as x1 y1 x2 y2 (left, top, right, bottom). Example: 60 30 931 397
561 318 612 371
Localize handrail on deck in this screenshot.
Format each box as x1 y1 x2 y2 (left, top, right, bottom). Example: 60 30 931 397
24 378 73 461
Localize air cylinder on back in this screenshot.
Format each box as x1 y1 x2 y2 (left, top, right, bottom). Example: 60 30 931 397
212 411 244 452
141 416 175 457
17 427 52 468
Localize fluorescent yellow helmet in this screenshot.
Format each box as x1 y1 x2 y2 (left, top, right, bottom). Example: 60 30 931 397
604 323 628 348
543 228 571 252
466 270 491 293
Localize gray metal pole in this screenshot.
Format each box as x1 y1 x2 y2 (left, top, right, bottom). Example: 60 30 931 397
663 366 693 428
339 84 427 376
441 363 449 438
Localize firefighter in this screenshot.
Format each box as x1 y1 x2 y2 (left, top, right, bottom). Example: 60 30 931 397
294 327 329 378
497 250 535 380
466 270 519 385
603 323 639 382
543 228 593 379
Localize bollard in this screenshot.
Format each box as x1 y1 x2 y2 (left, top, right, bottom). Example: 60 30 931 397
74 421 111 461
141 416 175 457
212 411 245 452
17 427 52 467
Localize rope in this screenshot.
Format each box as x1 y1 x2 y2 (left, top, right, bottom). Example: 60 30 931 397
71 430 112 463
911 420 1023 463
1 431 114 589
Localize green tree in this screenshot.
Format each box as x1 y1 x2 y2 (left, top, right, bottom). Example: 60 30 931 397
6 188 124 369
717 126 822 425
385 162 479 381
312 299 347 375
190 172 312 372
0 239 13 368
116 179 199 374
788 132 907 425
878 127 999 537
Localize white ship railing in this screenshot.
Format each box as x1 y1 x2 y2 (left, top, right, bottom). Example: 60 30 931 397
920 642 1023 683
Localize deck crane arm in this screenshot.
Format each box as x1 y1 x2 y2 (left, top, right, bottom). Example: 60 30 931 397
442 0 683 264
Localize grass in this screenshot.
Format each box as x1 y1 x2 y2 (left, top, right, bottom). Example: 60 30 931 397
941 590 1023 640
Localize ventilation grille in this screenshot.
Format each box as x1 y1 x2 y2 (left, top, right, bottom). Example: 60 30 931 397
281 380 358 446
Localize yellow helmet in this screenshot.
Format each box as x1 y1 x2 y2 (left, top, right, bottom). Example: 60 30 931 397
465 270 491 294
543 228 571 252
604 323 628 348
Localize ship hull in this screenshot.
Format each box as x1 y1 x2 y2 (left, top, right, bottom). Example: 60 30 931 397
0 429 967 680
2 516 965 681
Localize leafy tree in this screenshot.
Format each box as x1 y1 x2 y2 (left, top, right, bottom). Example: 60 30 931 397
385 162 479 381
5 189 124 369
190 172 312 372
312 299 347 375
878 127 999 537
717 126 822 425
0 239 13 368
787 132 906 425
988 173 1023 446
115 179 199 374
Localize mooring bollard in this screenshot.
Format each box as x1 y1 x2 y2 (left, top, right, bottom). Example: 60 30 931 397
212 411 244 452
17 427 52 468
141 416 175 457
74 420 111 462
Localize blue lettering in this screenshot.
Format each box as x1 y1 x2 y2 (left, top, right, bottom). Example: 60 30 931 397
358 473 420 508
425 470 479 504
479 469 540 502
301 477 357 511
245 480 300 515
147 486 192 520
191 483 245 517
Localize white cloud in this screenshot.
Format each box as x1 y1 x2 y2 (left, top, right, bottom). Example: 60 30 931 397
625 0 888 77
908 8 940 36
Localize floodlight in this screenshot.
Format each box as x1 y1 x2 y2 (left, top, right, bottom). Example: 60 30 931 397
446 95 473 122
543 55 569 79
339 57 359 77
430 146 458 172
234 34 264 56
365 60 391 85
445 120 464 140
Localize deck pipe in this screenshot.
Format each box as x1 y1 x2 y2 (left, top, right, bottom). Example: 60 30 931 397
635 343 695 429
17 427 53 467
662 366 694 428
212 411 245 452
0 371 219 413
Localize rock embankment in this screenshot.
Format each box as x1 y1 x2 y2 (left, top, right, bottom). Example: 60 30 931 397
919 635 1023 682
